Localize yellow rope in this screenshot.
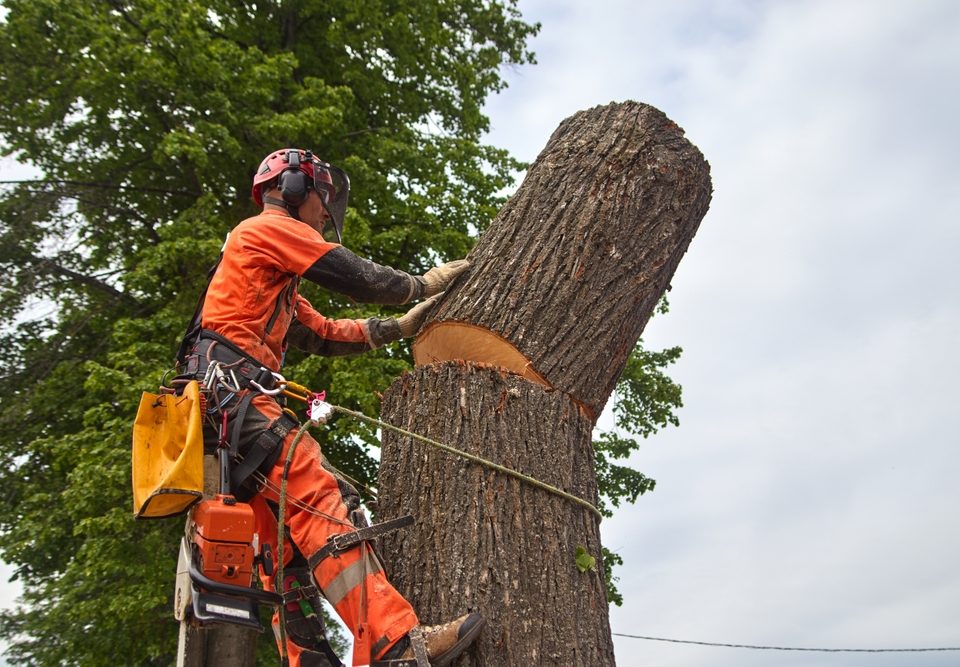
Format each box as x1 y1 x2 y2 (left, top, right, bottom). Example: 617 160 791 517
330 403 603 521
280 387 602 520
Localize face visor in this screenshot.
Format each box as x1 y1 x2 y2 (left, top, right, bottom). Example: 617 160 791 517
311 160 350 244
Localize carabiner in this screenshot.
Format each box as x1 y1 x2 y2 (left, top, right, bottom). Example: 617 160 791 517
202 360 221 390
250 371 286 396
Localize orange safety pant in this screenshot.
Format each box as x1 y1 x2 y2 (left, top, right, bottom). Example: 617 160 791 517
245 393 418 666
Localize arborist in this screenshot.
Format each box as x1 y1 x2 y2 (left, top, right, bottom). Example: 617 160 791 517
175 148 483 666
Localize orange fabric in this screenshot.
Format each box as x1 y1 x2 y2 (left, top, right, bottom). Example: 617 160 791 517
202 211 368 369
248 394 418 665
295 295 372 345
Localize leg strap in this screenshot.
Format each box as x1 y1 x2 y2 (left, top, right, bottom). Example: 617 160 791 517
282 583 321 605
307 515 414 570
230 406 296 499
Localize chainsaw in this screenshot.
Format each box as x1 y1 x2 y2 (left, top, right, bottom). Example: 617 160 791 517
174 441 280 630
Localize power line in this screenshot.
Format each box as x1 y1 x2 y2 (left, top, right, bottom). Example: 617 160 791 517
612 633 960 653
0 179 199 196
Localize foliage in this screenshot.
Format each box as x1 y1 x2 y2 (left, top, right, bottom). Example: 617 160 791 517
0 0 536 662
601 547 625 607
574 545 597 574
0 0 680 662
594 343 683 514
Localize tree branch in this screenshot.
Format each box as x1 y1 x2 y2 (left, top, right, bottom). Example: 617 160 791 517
34 259 140 308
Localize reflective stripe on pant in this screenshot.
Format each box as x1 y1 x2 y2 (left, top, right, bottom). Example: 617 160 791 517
248 393 418 666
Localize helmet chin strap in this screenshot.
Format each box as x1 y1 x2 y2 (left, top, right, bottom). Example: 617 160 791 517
263 195 302 221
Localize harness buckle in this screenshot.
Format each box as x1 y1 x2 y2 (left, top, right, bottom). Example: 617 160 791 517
307 515 415 570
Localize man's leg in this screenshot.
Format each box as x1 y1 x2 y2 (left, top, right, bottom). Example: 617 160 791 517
245 398 417 664
250 494 343 667
242 395 481 665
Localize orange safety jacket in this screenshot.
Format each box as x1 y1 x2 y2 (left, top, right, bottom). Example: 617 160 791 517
201 210 424 370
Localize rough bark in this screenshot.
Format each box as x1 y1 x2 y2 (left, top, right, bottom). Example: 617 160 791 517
379 363 611 666
379 101 711 666
414 101 712 419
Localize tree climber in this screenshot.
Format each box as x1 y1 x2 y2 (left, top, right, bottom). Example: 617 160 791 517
176 148 483 666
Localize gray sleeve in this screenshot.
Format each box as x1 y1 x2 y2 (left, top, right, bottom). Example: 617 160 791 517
286 320 372 357
302 245 426 305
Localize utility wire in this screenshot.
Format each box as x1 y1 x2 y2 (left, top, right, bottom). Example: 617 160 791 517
612 633 960 653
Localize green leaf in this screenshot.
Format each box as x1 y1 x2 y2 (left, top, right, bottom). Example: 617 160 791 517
575 545 597 574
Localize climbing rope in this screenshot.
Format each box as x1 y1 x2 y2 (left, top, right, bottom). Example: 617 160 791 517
274 418 316 662
329 403 603 520
277 391 603 521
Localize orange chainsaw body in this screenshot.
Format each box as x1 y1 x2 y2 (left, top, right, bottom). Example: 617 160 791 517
192 494 257 586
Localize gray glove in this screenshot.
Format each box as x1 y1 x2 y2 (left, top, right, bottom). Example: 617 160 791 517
421 259 469 297
397 293 443 337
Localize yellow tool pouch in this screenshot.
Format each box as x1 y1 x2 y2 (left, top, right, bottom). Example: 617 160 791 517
132 380 204 519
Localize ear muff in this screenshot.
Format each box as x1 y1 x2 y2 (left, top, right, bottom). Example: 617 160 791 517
278 169 310 207
276 149 311 207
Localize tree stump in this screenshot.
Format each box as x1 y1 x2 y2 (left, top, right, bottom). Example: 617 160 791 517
378 101 711 665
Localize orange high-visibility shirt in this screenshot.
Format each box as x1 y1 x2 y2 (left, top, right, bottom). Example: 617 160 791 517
202 211 419 369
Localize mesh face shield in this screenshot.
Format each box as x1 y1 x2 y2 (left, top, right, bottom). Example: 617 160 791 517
313 162 350 244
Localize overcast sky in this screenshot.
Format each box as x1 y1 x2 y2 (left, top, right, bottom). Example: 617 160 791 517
482 1 960 666
3 1 960 666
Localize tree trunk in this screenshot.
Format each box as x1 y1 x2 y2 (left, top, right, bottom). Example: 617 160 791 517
378 101 711 666
380 363 610 665
413 101 712 419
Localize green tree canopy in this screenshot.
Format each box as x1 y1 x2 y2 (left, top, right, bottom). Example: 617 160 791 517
0 0 680 663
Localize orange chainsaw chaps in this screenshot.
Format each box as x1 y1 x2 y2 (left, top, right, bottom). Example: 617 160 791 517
250 395 419 665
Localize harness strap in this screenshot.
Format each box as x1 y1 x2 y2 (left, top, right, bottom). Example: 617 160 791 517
175 255 224 368
187 331 278 390
281 583 321 605
307 515 414 571
229 392 256 459
231 410 296 493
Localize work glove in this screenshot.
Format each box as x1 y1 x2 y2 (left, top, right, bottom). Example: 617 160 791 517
421 259 469 297
397 293 443 338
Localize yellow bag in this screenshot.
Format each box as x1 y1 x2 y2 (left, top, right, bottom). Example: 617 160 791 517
132 380 204 519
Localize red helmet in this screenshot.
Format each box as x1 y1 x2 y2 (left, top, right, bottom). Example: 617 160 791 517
251 148 350 243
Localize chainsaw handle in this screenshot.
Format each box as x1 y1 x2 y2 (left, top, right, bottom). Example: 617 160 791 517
189 557 282 606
